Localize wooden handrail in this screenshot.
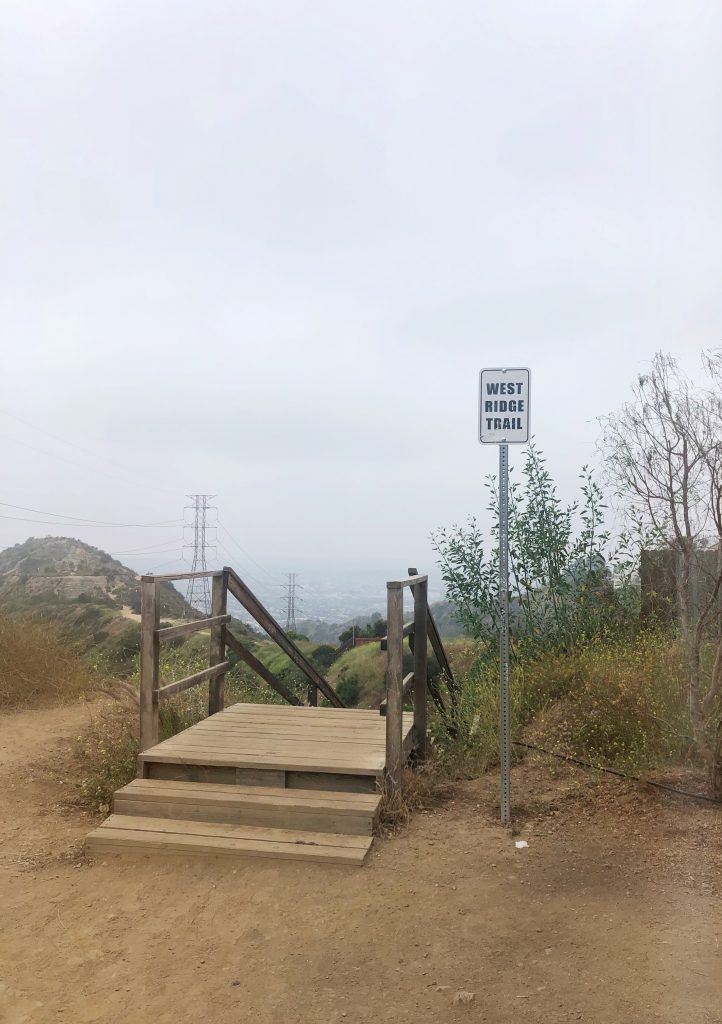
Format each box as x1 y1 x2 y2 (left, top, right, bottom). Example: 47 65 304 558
156 614 231 642
137 561 356 755
226 568 343 708
142 570 224 582
386 574 428 590
157 661 231 698
407 566 456 719
382 567 461 791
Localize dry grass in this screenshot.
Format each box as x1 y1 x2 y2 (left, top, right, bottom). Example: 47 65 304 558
75 696 139 812
376 757 456 834
0 615 95 710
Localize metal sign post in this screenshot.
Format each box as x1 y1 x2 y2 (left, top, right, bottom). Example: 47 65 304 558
479 367 530 825
498 441 511 824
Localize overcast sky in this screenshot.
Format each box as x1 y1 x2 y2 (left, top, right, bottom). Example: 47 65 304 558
1 1 721 605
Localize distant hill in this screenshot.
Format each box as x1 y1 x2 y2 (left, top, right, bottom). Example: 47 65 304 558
0 536 190 616
0 536 194 671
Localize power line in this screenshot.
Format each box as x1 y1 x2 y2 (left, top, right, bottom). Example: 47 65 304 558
216 521 278 583
0 514 185 528
144 555 185 573
215 539 277 594
184 495 216 616
0 501 182 528
0 406 179 497
109 537 185 556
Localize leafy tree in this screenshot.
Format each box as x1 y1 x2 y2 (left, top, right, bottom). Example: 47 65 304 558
338 618 387 644
311 644 337 670
431 442 636 655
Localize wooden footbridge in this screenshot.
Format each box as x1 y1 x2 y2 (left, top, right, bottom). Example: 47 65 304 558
86 566 455 866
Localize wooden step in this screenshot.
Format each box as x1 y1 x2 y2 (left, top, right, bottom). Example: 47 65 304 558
113 779 380 835
85 815 372 865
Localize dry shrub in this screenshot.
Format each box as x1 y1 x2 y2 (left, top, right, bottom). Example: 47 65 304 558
75 683 212 813
435 631 693 777
75 697 138 813
0 615 95 709
377 757 455 834
524 633 691 769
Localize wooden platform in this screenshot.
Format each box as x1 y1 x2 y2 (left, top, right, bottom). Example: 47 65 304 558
138 703 415 791
86 703 414 866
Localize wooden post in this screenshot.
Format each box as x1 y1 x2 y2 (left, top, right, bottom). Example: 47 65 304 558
208 570 228 716
139 577 159 752
307 683 318 707
412 577 428 760
385 584 404 794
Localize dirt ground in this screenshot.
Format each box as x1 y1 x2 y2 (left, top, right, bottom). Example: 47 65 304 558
1 700 721 1024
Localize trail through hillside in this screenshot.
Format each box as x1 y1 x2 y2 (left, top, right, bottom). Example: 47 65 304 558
0 700 720 1024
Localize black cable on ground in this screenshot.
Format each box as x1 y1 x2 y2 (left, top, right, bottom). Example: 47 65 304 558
512 739 722 806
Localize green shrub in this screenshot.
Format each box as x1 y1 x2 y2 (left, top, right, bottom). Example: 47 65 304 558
336 673 361 707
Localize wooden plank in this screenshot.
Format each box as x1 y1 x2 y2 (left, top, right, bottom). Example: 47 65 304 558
179 716 387 734
139 749 384 774
407 566 453 686
141 742 387 765
167 730 389 748
208 572 228 715
221 703 380 718
157 614 230 642
145 744 387 764
226 569 342 707
412 575 428 759
139 578 160 752
380 621 414 651
386 573 427 590
223 628 302 706
116 779 380 809
175 727 388 744
99 815 370 848
385 584 404 791
114 798 374 835
287 772 377 794
157 661 231 699
149 743 387 761
148 726 394 748
144 763 286 787
142 570 224 582
140 737 390 760
86 823 370 865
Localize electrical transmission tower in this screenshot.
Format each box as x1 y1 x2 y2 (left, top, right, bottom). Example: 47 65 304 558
184 494 217 615
282 572 301 632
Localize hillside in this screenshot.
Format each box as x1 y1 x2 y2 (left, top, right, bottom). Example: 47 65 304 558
0 536 193 670
0 536 190 615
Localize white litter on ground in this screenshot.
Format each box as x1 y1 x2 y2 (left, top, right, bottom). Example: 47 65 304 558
515 840 529 849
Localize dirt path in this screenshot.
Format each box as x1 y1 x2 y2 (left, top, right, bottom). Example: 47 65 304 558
1 702 720 1024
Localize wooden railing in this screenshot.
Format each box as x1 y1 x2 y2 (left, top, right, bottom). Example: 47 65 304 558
382 568 457 794
139 566 342 751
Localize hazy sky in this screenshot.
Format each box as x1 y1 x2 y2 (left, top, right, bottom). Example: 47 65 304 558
1 1 721 607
